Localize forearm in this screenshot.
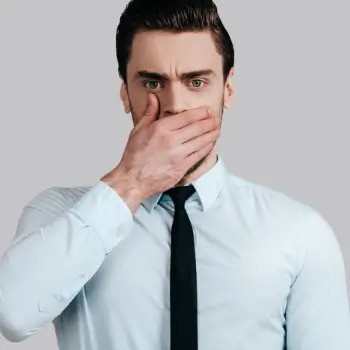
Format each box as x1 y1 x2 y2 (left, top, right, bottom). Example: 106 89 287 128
0 181 134 342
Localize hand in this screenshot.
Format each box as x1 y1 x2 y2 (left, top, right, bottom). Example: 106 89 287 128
101 93 220 211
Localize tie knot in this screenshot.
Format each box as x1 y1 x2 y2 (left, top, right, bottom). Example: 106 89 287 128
164 184 196 209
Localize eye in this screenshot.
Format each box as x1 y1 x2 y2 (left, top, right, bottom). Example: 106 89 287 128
190 79 206 89
143 80 161 90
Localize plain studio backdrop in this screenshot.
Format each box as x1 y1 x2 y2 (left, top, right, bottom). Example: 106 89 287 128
0 0 349 348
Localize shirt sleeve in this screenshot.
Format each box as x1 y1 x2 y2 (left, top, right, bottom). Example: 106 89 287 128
285 210 350 349
0 180 134 342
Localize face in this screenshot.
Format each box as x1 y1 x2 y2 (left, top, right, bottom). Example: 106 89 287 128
120 29 234 176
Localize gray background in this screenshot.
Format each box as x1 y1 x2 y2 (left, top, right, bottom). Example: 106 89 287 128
0 0 349 348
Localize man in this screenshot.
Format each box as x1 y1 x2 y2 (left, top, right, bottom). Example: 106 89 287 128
0 0 349 349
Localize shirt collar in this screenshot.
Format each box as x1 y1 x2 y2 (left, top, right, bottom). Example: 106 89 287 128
141 151 228 213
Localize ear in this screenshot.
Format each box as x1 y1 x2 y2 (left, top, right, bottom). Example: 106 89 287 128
120 82 131 113
223 67 234 109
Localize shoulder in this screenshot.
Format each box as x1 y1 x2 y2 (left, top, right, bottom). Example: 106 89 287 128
12 184 93 244
24 184 92 217
224 173 335 243
224 173 315 216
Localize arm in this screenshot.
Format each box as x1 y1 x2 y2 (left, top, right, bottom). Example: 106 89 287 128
285 210 350 349
0 180 134 342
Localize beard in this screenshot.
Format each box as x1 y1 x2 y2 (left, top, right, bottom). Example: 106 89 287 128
129 94 224 178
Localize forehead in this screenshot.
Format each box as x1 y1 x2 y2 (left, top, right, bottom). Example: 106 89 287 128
128 30 222 77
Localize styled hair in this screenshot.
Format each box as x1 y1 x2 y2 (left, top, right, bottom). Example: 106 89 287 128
116 0 235 84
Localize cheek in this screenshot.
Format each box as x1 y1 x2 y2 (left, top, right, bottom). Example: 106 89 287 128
194 83 223 107
128 87 148 117
203 88 224 111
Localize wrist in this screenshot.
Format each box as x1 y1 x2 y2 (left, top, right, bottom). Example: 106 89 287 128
100 165 143 213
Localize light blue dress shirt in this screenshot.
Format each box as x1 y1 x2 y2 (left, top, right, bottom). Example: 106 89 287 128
0 152 349 349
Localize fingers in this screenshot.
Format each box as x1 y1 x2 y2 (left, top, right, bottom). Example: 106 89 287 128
163 106 214 131
179 127 220 157
175 116 219 144
182 141 216 171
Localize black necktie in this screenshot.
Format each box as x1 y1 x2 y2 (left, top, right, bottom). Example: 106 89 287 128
164 184 198 350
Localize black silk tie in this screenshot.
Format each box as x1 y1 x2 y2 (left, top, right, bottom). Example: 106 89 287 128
164 184 198 350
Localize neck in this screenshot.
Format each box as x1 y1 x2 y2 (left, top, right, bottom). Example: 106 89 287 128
174 148 218 187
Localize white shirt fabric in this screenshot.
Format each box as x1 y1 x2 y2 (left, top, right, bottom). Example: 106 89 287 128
0 152 349 349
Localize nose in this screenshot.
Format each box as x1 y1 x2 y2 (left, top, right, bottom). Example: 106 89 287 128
160 82 189 118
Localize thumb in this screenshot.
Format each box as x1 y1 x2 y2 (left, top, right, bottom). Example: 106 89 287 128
141 93 159 125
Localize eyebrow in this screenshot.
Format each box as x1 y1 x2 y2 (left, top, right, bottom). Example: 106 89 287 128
134 69 215 81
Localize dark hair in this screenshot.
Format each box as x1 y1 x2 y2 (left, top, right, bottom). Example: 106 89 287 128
116 0 234 85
